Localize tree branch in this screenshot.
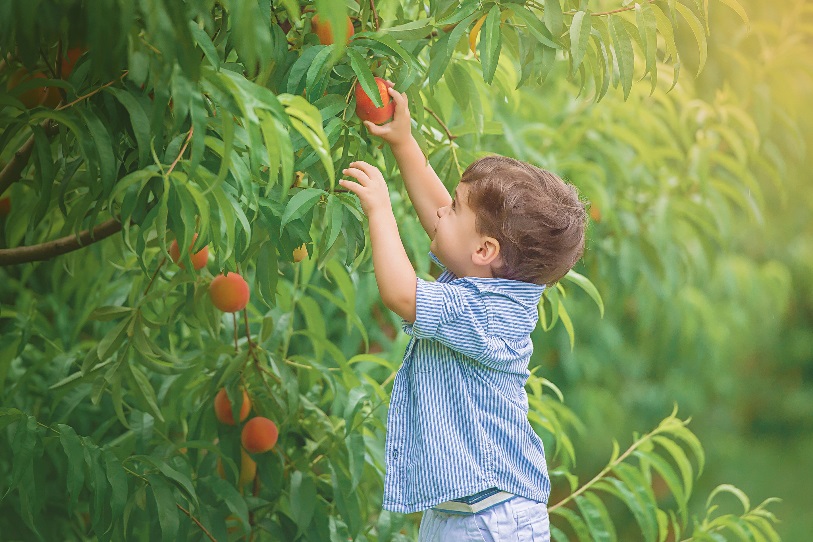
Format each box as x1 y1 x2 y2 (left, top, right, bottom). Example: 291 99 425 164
423 107 456 141
0 120 60 198
176 504 218 542
0 216 123 266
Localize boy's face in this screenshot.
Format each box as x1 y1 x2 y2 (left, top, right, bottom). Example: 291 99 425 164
430 183 490 277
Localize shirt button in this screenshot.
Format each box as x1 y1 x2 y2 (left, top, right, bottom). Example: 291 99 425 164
393 449 399 460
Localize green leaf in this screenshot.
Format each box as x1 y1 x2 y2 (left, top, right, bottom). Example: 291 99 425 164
306 45 337 102
558 300 575 350
674 2 707 75
479 5 502 85
281 188 324 229
58 424 86 508
651 4 679 64
636 2 658 93
428 32 453 86
134 455 198 507
103 449 128 523
575 493 617 542
79 108 116 189
545 0 564 35
347 48 382 108
570 11 592 76
511 6 561 49
346 431 365 492
552 506 593 541
447 12 481 57
323 194 344 256
189 21 220 70
281 95 335 186
126 363 165 422
707 483 750 513
380 18 435 40
209 476 250 528
635 449 688 522
653 435 695 499
290 470 317 533
147 474 180 542
256 241 279 307
96 316 132 362
562 270 604 317
611 463 659 542
89 306 135 322
717 0 750 29
610 15 634 100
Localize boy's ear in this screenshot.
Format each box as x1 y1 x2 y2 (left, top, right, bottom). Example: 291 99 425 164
472 236 501 267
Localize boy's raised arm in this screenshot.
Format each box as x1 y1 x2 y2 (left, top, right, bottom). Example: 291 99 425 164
364 85 452 239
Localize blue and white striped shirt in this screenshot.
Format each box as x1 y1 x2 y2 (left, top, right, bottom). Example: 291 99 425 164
382 252 551 514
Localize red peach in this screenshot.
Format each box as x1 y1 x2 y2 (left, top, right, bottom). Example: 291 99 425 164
241 417 279 454
355 77 394 125
209 272 250 312
214 388 251 425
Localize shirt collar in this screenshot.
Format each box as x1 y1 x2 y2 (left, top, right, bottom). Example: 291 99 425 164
458 276 546 306
429 252 545 306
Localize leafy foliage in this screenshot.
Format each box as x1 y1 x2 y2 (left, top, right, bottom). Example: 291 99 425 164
0 0 790 540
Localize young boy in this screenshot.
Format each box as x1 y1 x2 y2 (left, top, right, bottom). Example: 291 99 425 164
338 84 586 541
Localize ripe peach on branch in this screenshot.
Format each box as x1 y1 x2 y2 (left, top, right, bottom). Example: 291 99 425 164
214 388 251 425
241 416 279 454
355 77 394 125
209 272 250 312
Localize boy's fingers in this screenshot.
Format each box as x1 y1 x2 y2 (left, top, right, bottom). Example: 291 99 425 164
348 161 380 178
338 178 362 192
388 87 407 105
342 167 369 185
365 120 387 135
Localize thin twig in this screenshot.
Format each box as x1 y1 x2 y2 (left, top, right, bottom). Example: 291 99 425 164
143 257 166 296
233 312 239 353
167 127 194 176
39 47 58 79
370 0 380 31
423 107 456 141
254 358 282 385
243 308 254 352
566 0 659 16
57 71 128 110
177 504 218 542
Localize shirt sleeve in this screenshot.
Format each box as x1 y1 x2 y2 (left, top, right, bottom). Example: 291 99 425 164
403 277 532 369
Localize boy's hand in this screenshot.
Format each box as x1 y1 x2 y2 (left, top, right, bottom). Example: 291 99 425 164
339 161 392 218
363 81 411 148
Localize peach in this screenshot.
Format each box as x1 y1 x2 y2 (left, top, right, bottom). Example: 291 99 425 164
169 233 209 270
355 77 394 125
214 388 251 425
293 243 308 262
0 197 10 217
241 417 278 454
209 272 250 312
61 47 85 78
311 14 354 45
7 69 50 109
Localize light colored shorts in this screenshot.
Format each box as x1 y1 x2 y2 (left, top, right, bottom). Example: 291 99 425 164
418 495 550 542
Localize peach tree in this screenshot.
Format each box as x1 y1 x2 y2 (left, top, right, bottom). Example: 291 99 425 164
0 0 781 540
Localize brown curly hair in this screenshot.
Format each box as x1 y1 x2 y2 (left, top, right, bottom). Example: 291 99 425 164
459 155 586 286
